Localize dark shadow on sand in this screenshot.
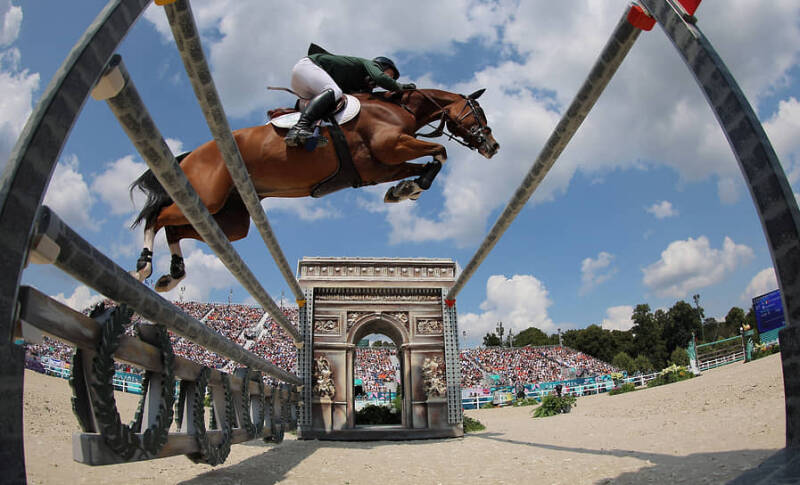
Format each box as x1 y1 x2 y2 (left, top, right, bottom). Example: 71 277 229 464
178 430 795 484
470 432 791 484
177 436 455 485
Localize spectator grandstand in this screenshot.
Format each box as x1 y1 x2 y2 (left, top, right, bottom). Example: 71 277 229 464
24 300 617 394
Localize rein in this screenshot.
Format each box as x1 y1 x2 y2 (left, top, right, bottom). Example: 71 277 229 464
401 90 487 150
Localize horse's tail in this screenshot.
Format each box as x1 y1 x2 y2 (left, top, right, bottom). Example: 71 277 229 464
129 152 190 229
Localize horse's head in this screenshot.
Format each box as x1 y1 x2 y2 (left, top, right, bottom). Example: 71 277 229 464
443 89 500 159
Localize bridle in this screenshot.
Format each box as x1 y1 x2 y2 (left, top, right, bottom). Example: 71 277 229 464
401 90 491 151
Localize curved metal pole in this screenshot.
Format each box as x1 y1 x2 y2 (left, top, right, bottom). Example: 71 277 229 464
446 6 642 301
163 0 305 302
640 0 800 449
0 1 149 481
99 56 302 346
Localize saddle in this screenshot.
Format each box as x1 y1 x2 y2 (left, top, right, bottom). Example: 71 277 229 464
266 94 361 128
266 93 363 198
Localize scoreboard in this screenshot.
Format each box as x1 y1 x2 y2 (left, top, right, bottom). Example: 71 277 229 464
752 289 786 333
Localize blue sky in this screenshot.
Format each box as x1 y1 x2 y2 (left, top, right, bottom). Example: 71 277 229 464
3 1 799 347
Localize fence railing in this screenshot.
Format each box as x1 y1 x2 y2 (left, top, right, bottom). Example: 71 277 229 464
698 351 744 371
461 351 748 410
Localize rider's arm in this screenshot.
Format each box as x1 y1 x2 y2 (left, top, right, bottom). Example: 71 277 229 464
361 58 402 91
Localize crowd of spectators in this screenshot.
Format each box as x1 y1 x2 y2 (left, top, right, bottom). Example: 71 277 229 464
24 300 617 392
459 346 619 388
355 347 398 395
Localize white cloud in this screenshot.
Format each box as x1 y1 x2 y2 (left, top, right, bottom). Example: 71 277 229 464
742 267 778 302
91 155 148 215
717 178 741 205
763 97 800 191
580 251 616 294
155 245 238 302
261 197 340 222
0 1 22 47
459 274 555 345
645 201 678 219
0 48 39 170
144 0 509 118
140 1 800 248
601 305 634 331
52 285 104 313
165 137 184 155
43 154 96 230
642 236 755 298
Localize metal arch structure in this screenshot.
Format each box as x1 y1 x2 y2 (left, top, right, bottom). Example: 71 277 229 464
446 0 800 450
0 0 306 481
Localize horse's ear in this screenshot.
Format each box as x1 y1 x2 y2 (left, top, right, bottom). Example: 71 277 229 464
468 88 486 100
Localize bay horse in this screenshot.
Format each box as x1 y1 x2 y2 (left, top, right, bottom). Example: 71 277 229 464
129 88 499 291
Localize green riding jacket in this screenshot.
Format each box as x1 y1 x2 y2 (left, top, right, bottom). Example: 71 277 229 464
308 53 401 93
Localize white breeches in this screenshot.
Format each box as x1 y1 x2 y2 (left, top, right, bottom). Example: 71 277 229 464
290 57 343 101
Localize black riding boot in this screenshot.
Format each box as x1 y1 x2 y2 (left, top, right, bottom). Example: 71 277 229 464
284 89 337 147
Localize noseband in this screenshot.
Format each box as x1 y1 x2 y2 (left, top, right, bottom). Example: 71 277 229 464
403 91 491 151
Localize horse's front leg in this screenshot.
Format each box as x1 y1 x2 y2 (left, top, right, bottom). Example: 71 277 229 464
154 228 186 293
380 135 447 203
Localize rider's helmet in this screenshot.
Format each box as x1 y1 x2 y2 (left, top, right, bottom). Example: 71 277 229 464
373 56 399 79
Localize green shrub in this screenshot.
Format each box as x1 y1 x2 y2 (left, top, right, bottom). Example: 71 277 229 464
669 347 689 366
463 415 486 433
480 402 496 409
513 397 540 407
634 355 653 373
391 394 403 413
608 382 636 396
612 352 635 374
752 343 780 361
355 404 401 425
532 394 576 418
646 364 694 388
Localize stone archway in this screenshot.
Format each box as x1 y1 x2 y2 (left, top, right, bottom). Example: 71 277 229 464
297 257 463 440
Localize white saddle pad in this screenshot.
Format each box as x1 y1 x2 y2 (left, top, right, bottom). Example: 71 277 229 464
269 94 361 128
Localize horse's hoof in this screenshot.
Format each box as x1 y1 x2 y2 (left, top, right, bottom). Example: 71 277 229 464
130 264 152 282
155 274 184 293
386 180 423 203
384 186 401 203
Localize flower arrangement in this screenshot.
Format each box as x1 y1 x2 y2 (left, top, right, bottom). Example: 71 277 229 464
647 364 694 388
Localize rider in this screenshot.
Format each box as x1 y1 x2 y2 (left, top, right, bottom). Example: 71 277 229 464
285 46 417 147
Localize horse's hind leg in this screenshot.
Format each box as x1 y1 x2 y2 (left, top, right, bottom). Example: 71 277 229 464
152 194 250 293
153 227 186 293
131 224 156 282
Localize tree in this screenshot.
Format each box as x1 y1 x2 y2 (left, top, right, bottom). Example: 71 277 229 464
631 304 668 369
745 307 760 342
483 332 501 347
664 300 702 352
669 347 689 366
513 326 552 347
723 307 746 339
703 317 720 343
634 354 653 373
372 340 383 348
612 351 636 374
693 294 706 341
562 325 616 363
